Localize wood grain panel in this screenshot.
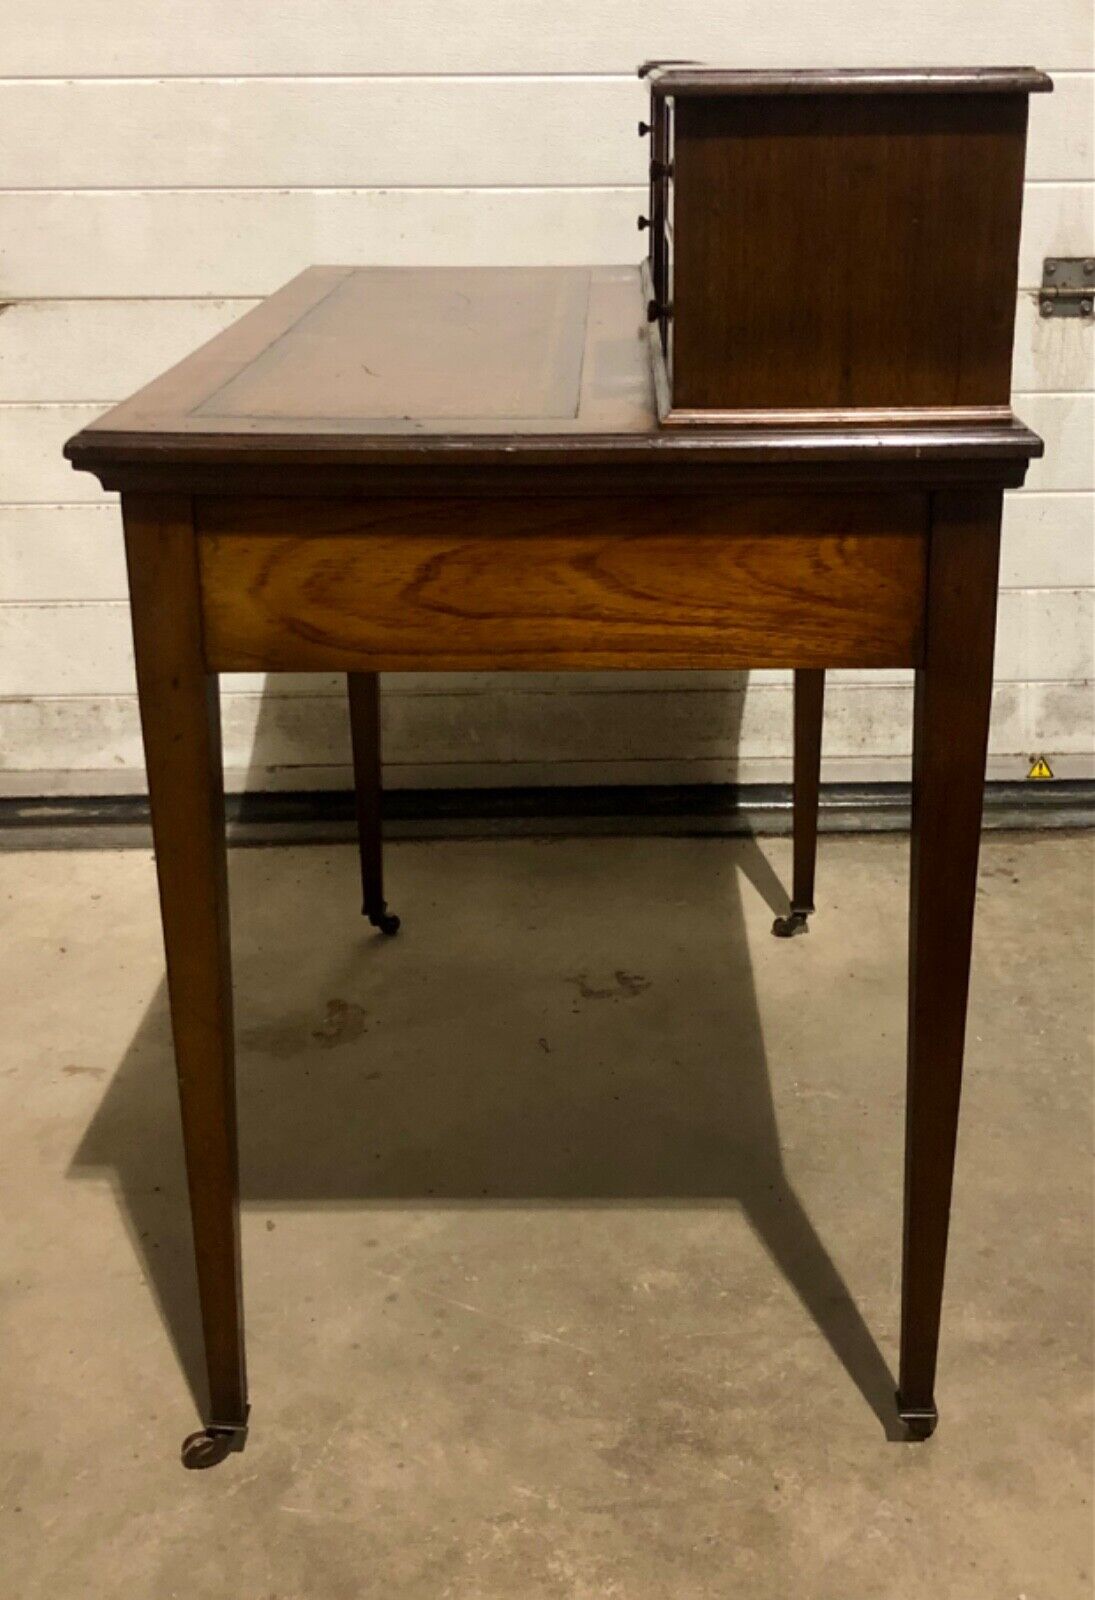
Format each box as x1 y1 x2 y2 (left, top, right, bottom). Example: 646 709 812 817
196 495 926 672
670 92 1029 412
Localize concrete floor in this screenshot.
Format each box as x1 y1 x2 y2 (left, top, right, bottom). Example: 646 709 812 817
0 830 1091 1599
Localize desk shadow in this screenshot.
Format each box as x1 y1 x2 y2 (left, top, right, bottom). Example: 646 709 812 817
68 831 901 1440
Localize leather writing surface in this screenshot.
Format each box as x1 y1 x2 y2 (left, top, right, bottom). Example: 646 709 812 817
194 267 591 423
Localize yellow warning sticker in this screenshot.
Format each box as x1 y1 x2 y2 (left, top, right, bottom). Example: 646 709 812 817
1027 756 1054 780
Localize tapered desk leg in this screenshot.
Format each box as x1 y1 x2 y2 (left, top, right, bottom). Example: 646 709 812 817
897 489 1003 1440
347 672 400 934
123 494 249 1469
773 669 825 937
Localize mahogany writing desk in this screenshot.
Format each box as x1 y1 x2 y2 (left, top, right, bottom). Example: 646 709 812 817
64 79 1047 1460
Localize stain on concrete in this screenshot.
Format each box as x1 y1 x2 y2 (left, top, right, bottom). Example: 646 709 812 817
241 998 368 1058
614 970 652 997
569 970 652 1001
312 999 368 1048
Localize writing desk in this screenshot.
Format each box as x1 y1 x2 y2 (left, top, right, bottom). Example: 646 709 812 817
66 260 1042 1464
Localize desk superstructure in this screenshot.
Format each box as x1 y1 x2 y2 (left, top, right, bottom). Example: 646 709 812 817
640 65 1051 425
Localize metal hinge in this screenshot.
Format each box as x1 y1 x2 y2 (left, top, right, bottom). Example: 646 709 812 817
1040 257 1095 318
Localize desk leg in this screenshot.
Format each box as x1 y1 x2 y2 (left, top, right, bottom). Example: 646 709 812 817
347 672 400 934
898 489 1002 1440
773 668 825 937
123 494 249 1468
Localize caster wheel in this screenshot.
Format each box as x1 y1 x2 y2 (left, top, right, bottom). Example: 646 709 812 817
181 1414 249 1469
365 904 401 936
181 1429 237 1469
772 909 810 938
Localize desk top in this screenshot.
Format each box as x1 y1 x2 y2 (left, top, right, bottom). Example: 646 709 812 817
65 264 1042 494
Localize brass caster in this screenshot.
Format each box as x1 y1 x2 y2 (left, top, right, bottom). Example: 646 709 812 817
772 907 812 938
181 1414 249 1470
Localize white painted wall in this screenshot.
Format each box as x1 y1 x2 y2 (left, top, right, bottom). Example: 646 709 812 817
1 5 1092 796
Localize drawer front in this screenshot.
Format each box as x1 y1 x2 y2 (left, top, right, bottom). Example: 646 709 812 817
197 494 927 673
